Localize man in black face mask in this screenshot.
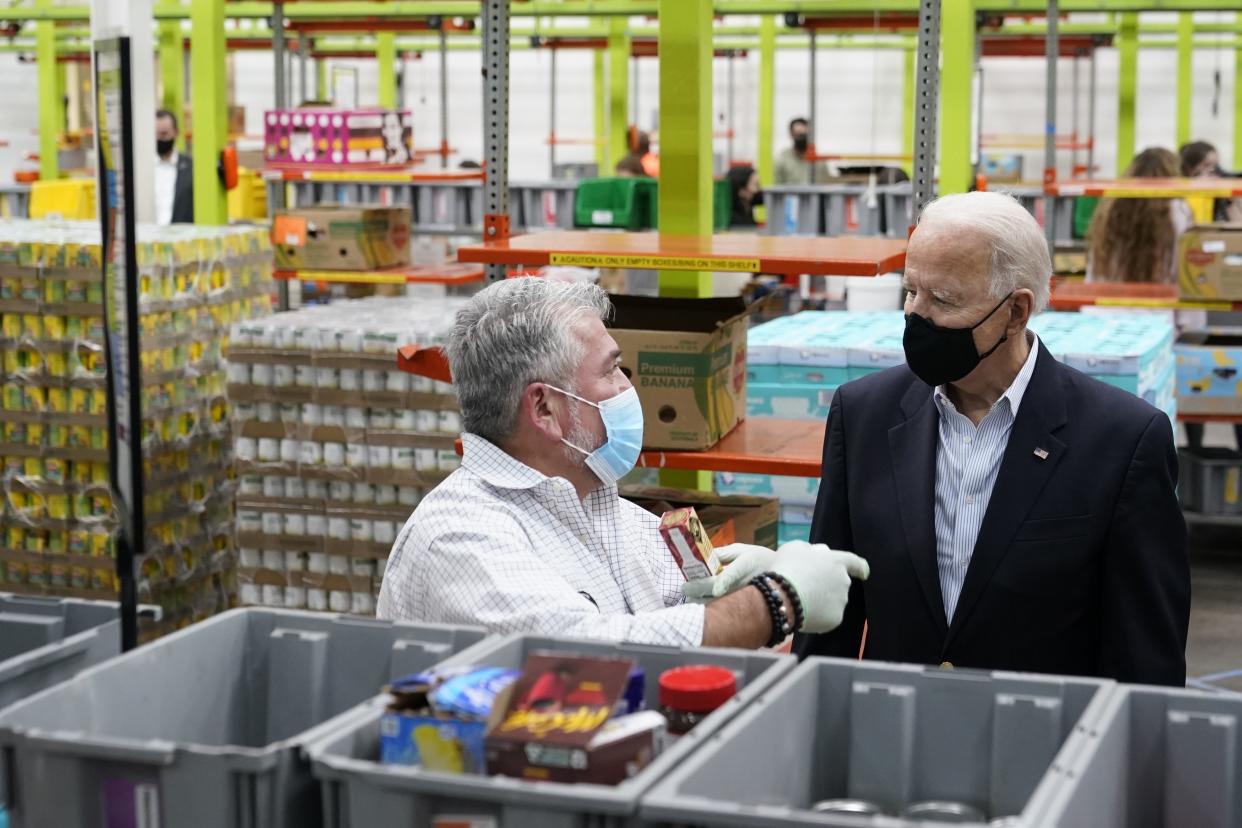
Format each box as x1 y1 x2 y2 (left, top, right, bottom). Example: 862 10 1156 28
794 191 1190 687
774 117 832 186
154 109 193 225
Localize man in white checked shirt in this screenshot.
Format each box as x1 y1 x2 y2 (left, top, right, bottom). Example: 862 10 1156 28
377 278 869 648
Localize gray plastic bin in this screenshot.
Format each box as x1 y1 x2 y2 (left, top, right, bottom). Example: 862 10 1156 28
0 607 487 828
1178 447 1242 514
0 593 139 712
306 634 795 828
641 656 1112 827
1027 684 1242 828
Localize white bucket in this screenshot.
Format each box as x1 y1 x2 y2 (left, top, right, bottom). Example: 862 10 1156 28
846 272 904 311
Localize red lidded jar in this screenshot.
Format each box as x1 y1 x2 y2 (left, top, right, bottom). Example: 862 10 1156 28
658 665 738 735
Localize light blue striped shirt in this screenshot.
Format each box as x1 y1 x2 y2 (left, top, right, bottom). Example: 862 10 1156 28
933 334 1040 621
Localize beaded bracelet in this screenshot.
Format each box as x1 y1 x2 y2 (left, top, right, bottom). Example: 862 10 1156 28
764 571 806 634
750 574 793 649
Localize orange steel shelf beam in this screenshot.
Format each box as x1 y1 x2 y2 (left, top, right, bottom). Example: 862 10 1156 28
1047 177 1242 198
262 166 483 183
1048 280 1242 312
1178 413 1242 424
455 230 907 277
274 263 484 286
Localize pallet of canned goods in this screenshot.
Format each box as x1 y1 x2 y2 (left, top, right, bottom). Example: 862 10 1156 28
0 219 273 636
227 296 470 615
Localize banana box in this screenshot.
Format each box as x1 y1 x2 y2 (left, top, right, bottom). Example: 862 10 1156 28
1176 331 1242 415
271 206 411 271
609 294 748 451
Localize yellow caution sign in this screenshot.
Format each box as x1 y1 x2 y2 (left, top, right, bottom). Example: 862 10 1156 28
548 253 760 272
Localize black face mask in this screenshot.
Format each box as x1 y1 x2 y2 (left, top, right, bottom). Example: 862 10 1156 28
157 138 175 157
793 136 809 153
903 292 1013 387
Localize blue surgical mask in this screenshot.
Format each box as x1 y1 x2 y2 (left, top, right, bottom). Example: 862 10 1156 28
548 385 644 485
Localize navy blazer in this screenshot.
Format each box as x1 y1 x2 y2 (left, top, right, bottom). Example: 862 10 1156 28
795 341 1191 687
171 153 194 224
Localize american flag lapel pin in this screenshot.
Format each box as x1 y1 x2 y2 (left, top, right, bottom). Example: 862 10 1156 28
1033 447 1049 460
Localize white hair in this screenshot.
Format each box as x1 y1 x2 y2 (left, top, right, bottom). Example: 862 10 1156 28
446 278 612 445
917 191 1052 313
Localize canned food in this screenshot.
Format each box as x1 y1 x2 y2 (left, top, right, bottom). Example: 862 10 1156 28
901 801 987 823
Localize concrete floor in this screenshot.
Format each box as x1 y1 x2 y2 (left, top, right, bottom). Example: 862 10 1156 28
1181 422 1242 693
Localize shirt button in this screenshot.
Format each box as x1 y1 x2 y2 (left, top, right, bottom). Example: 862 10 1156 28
964 436 972 444
965 495 974 505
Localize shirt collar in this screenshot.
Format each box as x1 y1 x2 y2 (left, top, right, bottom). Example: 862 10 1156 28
158 152 179 167
935 331 1040 417
459 433 616 504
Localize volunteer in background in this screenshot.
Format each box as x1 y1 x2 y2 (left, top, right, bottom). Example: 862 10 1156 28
377 278 868 649
1086 147 1191 284
726 165 761 227
614 155 647 178
1179 140 1242 223
154 109 194 225
793 191 1190 686
774 117 832 185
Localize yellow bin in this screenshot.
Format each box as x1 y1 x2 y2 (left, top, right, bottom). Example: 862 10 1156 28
29 178 97 220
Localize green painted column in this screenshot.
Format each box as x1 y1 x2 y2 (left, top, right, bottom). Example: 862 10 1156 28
658 0 713 491
1176 12 1193 148
902 44 915 178
658 0 712 299
607 17 630 173
594 50 607 173
191 0 227 224
756 15 776 188
377 32 397 108
1117 12 1138 175
938 0 974 195
158 20 185 151
1235 13 1242 169
36 0 59 180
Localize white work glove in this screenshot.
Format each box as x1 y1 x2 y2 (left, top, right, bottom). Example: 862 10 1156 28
767 542 869 633
682 542 778 603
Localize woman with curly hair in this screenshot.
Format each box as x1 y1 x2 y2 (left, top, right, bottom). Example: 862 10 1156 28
1086 147 1194 283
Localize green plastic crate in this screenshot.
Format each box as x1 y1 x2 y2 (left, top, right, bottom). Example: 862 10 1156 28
1072 196 1099 239
573 177 657 229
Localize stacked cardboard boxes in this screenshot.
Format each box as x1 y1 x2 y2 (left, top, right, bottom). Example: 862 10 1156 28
0 220 273 633
227 296 469 615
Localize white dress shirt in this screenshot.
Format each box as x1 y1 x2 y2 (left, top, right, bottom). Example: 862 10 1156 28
933 332 1040 621
154 152 179 226
376 433 705 646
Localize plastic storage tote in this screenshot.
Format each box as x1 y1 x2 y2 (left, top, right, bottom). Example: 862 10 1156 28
306 633 795 828
0 593 135 712
641 656 1112 826
1027 684 1242 828
0 608 487 828
573 177 657 230
1178 447 1242 514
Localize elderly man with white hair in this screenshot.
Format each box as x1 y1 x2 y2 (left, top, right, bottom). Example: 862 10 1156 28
377 277 869 649
791 191 1190 686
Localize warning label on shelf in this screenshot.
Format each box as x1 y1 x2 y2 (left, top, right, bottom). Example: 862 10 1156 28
548 253 761 272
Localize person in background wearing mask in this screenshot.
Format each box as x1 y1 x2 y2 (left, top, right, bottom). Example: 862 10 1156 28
154 109 193 225
376 278 869 648
726 165 761 227
795 192 1189 687
1179 140 1242 223
774 117 832 185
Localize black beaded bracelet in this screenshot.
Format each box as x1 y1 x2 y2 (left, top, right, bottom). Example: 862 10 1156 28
750 574 793 649
764 572 805 634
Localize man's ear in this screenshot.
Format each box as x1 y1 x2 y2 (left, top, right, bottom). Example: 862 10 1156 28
521 382 565 442
1009 288 1036 333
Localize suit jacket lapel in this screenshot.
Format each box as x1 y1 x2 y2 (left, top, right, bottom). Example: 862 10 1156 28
945 344 1069 648
889 380 948 636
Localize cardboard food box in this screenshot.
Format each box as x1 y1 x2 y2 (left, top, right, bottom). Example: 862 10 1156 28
1179 224 1242 301
609 294 749 451
485 653 663 785
1175 331 1242 416
264 107 414 167
271 206 411 271
658 507 723 580
623 485 779 549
